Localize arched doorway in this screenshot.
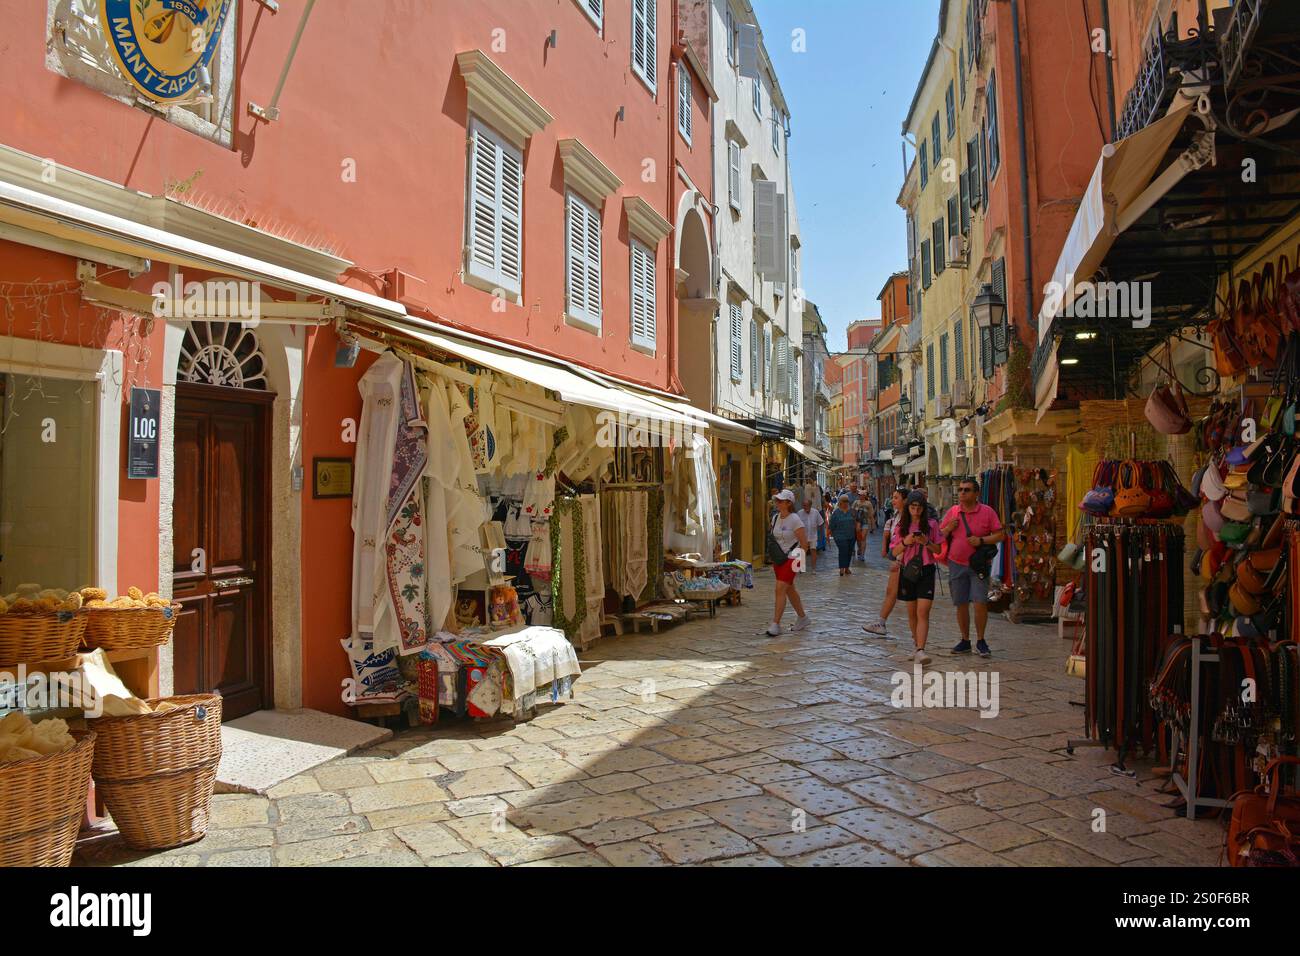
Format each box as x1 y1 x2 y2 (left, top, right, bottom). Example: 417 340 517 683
675 194 714 411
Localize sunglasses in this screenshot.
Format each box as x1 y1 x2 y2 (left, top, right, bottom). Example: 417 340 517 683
959 487 977 493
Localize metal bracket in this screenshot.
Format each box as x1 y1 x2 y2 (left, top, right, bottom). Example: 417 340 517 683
76 259 97 283
247 101 280 123
253 0 279 12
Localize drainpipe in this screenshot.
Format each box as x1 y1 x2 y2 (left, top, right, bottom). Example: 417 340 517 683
1100 0 1118 140
666 5 685 396
1009 0 1035 373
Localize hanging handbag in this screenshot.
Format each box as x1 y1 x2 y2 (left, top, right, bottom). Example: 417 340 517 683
1080 460 1117 515
1145 347 1193 435
1110 461 1151 518
960 510 998 580
1144 462 1175 519
1245 266 1284 366
765 515 792 567
1281 250 1300 331
1234 277 1267 368
1210 283 1250 378
1226 757 1300 867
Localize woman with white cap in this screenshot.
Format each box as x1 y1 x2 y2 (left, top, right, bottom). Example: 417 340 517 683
768 489 812 636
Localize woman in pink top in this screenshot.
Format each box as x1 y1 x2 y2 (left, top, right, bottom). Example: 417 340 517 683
890 491 944 666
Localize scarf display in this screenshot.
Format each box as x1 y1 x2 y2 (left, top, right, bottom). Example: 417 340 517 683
550 494 604 643
977 464 1017 584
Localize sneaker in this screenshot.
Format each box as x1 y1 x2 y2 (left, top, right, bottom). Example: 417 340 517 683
977 640 991 658
952 640 973 655
792 616 811 633
914 648 931 666
862 620 888 636
765 623 781 637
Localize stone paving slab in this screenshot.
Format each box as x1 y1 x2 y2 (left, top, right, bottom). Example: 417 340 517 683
77 556 1223 868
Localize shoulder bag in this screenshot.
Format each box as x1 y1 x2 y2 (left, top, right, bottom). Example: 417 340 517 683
765 515 792 567
1111 461 1151 518
961 509 999 580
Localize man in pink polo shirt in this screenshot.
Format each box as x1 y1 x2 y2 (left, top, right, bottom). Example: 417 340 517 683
939 478 1005 658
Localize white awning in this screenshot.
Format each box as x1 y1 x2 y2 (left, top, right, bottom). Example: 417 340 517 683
0 177 407 319
362 316 705 432
1034 102 1202 421
903 456 928 476
785 438 833 464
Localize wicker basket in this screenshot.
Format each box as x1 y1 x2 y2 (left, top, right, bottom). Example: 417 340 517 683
0 731 96 866
89 694 222 850
0 611 87 665
82 604 180 652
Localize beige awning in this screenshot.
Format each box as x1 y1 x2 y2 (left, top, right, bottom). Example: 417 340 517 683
1034 101 1199 420
785 438 834 464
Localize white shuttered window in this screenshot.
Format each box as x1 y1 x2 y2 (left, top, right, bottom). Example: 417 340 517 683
728 141 742 211
763 325 772 397
729 302 743 381
630 240 656 350
749 320 759 392
466 120 524 295
631 0 657 92
565 191 602 329
579 0 602 28
677 63 692 143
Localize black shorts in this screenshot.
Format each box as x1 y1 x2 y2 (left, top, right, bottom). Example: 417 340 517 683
898 564 937 602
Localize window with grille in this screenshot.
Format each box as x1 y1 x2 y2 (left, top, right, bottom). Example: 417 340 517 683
466 119 524 296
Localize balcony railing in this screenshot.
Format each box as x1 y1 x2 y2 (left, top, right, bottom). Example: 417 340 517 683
1221 0 1264 91
1116 11 1221 141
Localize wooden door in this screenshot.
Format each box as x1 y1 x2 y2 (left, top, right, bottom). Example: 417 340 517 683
172 385 271 720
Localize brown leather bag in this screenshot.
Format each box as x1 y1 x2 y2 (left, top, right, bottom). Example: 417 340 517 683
1145 379 1193 435
1235 277 1267 368
1279 252 1300 331
1110 461 1151 518
1247 266 1284 365
1227 756 1300 867
1211 283 1250 377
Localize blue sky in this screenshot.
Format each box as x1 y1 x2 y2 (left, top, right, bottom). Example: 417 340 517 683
753 0 938 351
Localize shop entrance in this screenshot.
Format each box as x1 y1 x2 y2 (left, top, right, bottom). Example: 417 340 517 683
171 383 272 720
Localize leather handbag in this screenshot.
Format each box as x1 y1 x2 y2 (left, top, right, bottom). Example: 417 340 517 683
1221 490 1252 523
1145 381 1193 435
1227 757 1300 867
1246 266 1284 365
1249 488 1280 517
1230 580 1262 616
1144 462 1175 519
1235 277 1267 368
1219 520 1253 547
1110 461 1151 518
1237 556 1270 595
1281 251 1300 331
1211 284 1250 378
1080 460 1117 515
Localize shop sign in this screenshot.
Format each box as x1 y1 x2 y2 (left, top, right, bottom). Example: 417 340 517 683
127 387 161 480
100 0 233 103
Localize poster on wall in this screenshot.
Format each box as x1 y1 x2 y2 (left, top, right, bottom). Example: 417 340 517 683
127 387 161 480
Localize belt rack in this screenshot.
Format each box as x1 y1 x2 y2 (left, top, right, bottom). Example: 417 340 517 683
1167 639 1232 821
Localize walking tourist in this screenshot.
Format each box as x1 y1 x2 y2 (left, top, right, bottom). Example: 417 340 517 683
828 494 859 576
938 478 1005 658
767 489 811 636
798 498 824 571
891 490 943 665
862 486 908 638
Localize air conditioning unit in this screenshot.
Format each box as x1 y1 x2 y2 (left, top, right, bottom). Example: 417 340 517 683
952 379 971 410
947 234 969 268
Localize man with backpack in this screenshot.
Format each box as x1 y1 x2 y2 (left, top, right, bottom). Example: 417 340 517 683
938 478 1005 658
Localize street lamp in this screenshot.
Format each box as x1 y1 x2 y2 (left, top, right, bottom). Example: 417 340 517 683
898 391 912 423
971 283 1007 331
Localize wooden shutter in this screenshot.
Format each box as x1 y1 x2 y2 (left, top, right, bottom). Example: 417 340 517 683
932 220 945 273
947 196 959 240
630 240 656 349
678 64 692 142
921 240 932 289
926 344 935 401
632 0 656 90
738 22 759 78
991 257 1008 363
920 142 928 189
953 321 965 383
755 180 779 277
466 122 501 284
565 192 600 326
774 192 788 285
987 71 1000 175
940 333 949 392
729 303 743 380
763 325 772 396
750 318 758 392
728 141 742 209
497 138 523 292
467 121 523 294
932 114 941 162
775 334 790 402
959 170 971 234
583 0 602 24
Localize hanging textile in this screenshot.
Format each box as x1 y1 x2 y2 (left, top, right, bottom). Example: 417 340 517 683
551 497 587 640
602 489 649 600
419 377 460 635
351 354 433 655
580 494 605 646
640 485 665 604
978 465 1017 584
555 406 613 483
444 380 491 583
1085 520 1185 758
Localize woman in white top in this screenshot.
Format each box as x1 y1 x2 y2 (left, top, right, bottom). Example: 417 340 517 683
768 489 811 636
797 499 824 572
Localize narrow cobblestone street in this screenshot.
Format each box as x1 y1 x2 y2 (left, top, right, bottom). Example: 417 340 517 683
78 545 1222 868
